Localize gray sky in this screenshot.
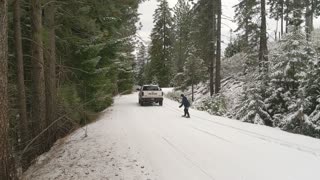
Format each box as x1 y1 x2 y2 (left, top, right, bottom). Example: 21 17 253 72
137 0 178 43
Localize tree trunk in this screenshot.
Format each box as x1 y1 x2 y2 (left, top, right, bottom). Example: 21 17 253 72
259 0 269 72
305 0 314 41
191 78 194 102
292 0 302 29
13 0 28 159
31 0 46 153
209 0 216 96
244 0 249 49
0 0 17 178
285 0 289 33
281 0 284 36
178 17 183 73
44 2 57 148
215 0 221 94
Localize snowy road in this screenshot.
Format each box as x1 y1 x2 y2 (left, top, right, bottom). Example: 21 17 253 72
24 92 320 180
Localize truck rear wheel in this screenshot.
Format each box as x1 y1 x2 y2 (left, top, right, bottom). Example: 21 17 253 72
159 101 163 106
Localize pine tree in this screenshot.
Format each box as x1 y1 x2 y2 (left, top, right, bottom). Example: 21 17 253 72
300 57 320 137
0 0 17 178
149 0 174 87
224 37 244 58
44 0 57 148
173 0 192 73
259 0 269 72
215 0 222 94
234 0 260 51
268 0 285 36
31 0 47 153
183 45 206 101
13 0 28 158
135 42 147 85
236 83 272 125
301 45 319 117
305 0 313 40
234 0 260 72
267 26 316 129
192 0 217 96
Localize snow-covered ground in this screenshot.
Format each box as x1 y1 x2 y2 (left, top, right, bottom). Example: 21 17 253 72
23 92 320 180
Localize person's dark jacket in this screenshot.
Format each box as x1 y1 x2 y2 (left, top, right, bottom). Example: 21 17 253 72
179 96 190 108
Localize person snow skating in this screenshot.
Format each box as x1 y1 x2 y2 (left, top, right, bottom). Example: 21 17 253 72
179 94 190 118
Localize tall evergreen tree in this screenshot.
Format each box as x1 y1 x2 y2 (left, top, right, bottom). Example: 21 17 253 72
234 0 260 51
13 0 28 156
191 0 217 96
0 0 17 178
31 0 47 153
290 0 303 28
215 0 222 93
44 0 57 148
135 42 147 85
234 0 261 73
236 84 272 125
266 27 316 126
184 45 206 101
268 0 285 36
149 0 174 87
259 0 269 72
173 0 192 73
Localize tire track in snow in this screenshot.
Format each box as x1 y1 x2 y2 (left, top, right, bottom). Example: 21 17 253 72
191 127 233 143
161 136 216 180
164 101 320 157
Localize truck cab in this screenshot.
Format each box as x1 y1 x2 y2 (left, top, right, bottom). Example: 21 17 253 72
138 85 163 106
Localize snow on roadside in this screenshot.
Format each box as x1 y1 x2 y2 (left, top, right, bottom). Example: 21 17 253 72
22 109 154 180
166 76 244 117
161 88 174 94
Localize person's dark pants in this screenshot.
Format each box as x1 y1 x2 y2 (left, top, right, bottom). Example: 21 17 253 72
184 107 190 117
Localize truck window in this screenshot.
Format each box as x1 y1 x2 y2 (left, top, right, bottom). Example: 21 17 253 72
143 86 159 91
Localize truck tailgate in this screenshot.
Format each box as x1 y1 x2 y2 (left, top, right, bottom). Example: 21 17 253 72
143 91 162 98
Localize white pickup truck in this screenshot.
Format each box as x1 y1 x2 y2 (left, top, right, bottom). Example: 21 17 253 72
138 85 163 106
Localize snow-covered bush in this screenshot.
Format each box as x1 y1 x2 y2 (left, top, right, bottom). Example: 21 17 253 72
301 55 320 114
196 94 227 116
266 26 317 129
282 108 320 138
309 102 320 131
312 29 320 53
236 83 272 125
222 53 246 78
172 73 185 89
166 90 183 102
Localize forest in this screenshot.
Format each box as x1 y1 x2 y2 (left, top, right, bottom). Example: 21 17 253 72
1 0 320 179
1 0 143 178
